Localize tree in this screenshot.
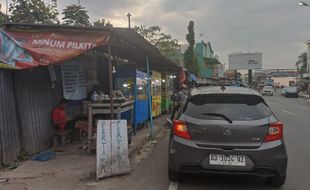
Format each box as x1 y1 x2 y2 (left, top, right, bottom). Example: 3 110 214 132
184 21 199 76
0 11 6 27
93 19 113 27
62 4 90 26
134 25 180 63
9 0 59 24
296 52 307 75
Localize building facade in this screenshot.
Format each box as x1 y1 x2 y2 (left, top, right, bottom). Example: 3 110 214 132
195 41 223 78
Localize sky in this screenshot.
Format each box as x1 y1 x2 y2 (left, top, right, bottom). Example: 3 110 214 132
1 0 310 69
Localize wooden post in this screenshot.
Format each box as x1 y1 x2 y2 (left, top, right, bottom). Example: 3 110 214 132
108 44 114 119
146 56 153 138
88 106 93 154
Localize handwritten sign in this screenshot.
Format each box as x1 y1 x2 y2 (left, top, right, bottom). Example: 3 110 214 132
61 61 87 100
96 120 130 180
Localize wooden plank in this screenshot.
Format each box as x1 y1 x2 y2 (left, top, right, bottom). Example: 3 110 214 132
88 106 93 154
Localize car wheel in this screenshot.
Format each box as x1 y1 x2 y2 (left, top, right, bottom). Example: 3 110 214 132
267 175 286 187
168 168 180 182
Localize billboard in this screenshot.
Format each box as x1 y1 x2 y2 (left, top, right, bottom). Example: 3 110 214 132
228 53 262 70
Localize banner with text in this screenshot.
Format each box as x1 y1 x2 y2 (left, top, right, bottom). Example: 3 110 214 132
0 29 110 69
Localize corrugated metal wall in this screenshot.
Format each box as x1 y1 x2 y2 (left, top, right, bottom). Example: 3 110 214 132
0 69 21 165
50 66 63 108
13 67 54 154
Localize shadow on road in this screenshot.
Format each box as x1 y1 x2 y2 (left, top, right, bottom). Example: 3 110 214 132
178 173 280 190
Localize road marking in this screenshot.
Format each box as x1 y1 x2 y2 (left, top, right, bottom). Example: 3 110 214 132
281 109 296 116
168 182 178 190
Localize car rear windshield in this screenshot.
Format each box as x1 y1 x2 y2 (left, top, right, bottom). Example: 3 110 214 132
287 87 297 91
264 86 273 90
183 94 271 121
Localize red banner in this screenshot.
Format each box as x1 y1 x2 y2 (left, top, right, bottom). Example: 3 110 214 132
0 29 110 69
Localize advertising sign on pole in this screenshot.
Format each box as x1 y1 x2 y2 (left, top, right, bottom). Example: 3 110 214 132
96 120 130 180
228 53 263 70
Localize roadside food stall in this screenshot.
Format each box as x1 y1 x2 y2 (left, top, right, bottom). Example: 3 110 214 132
151 71 162 117
161 74 174 114
114 66 148 131
0 23 181 166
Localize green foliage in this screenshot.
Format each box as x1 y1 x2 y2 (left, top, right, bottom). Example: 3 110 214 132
9 0 59 24
134 25 181 63
186 21 195 47
134 25 161 45
297 52 307 74
62 4 90 26
93 19 113 27
299 52 307 73
184 21 199 76
0 11 6 27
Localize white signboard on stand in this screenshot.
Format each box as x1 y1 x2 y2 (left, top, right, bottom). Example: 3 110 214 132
96 120 130 180
228 53 263 70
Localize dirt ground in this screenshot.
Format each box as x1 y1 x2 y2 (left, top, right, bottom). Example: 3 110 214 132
0 120 169 190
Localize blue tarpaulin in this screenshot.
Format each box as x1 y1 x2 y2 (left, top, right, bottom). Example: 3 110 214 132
189 73 197 82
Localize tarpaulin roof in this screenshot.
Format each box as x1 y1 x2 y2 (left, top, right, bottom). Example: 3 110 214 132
2 23 180 73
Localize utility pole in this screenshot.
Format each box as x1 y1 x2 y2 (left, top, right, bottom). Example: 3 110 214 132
307 61 310 94
307 42 310 96
298 2 310 95
127 13 131 28
248 69 253 88
5 0 8 22
78 0 81 5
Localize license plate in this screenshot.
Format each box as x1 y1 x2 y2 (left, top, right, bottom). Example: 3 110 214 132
209 154 246 166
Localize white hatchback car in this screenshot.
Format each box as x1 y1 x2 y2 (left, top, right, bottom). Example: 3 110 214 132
261 86 274 96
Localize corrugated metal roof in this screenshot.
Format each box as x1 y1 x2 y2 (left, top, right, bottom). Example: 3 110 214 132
0 69 21 165
4 23 180 73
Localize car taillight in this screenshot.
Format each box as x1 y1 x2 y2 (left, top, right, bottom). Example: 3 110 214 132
173 120 192 140
264 122 283 142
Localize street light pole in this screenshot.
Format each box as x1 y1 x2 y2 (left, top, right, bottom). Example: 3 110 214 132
308 50 310 94
299 1 310 95
5 0 8 22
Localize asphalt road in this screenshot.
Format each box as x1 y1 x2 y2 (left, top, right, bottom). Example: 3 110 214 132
109 91 310 190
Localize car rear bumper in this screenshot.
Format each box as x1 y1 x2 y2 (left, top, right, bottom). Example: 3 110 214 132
169 136 288 177
262 91 273 95
285 93 298 97
179 165 277 178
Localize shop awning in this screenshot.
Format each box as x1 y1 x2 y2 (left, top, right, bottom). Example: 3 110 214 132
0 23 180 73
204 57 222 65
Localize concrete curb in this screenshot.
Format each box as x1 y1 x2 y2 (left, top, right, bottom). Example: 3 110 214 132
128 123 167 156
299 94 310 101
